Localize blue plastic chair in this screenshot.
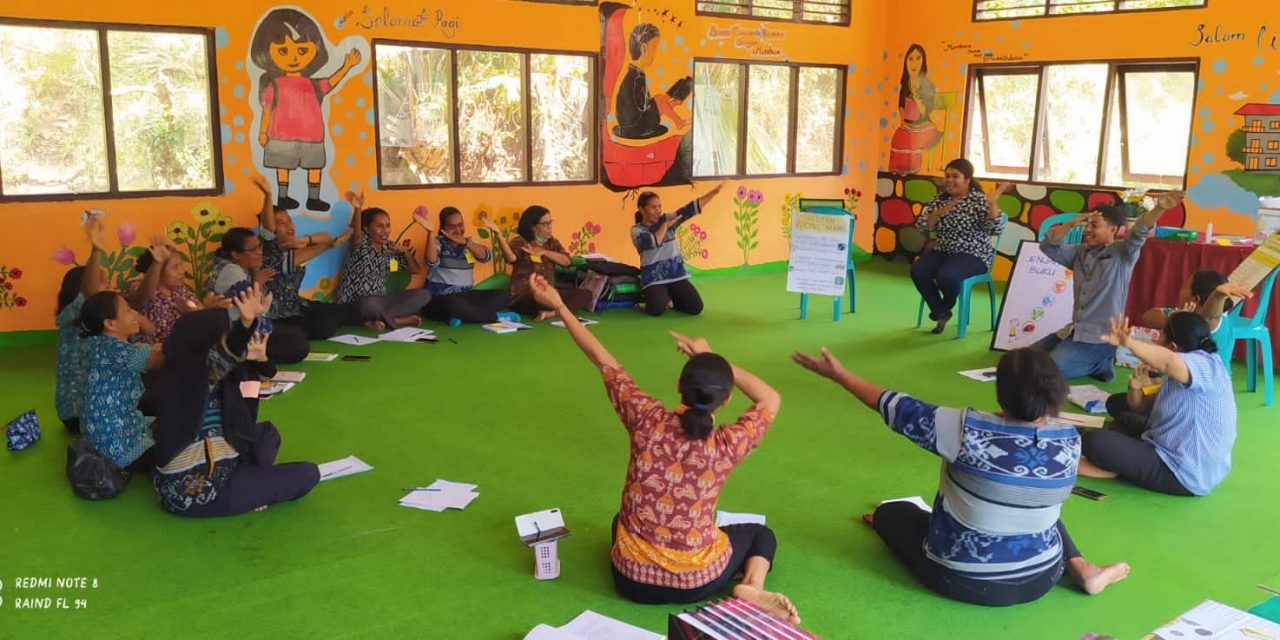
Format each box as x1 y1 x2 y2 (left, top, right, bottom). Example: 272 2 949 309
1230 267 1278 406
1037 213 1084 243
799 206 856 321
915 214 1008 338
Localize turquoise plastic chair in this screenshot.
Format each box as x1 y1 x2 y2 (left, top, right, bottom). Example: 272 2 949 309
1037 213 1084 243
798 206 856 320
915 214 1008 338
1230 267 1278 406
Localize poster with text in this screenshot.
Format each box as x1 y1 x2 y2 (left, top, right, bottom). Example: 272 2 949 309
786 211 851 297
991 240 1074 351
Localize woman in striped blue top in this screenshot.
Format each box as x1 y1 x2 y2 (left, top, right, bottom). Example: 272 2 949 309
794 347 1129 606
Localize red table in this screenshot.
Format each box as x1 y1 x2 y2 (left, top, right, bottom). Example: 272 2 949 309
1126 238 1279 371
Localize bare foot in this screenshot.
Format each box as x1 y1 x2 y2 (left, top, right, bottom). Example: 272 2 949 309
733 584 801 626
394 315 422 327
1069 559 1130 595
861 512 875 526
364 320 386 331
1077 456 1118 479
253 505 269 513
534 310 556 322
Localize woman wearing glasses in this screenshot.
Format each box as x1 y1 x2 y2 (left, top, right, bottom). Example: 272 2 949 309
504 206 596 321
421 207 513 324
208 227 310 362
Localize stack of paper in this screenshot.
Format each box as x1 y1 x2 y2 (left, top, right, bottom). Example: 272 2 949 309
328 334 380 346
378 327 436 343
258 381 295 398
523 611 662 640
304 352 338 362
673 598 817 639
550 318 599 328
715 511 766 527
317 455 373 481
273 371 306 383
1149 599 1280 638
1068 384 1111 414
482 321 532 334
399 479 479 512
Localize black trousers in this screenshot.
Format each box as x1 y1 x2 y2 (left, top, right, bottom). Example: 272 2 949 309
353 289 435 329
871 501 1075 607
910 250 987 320
510 286 594 316
262 322 311 364
642 279 703 317
275 302 361 340
609 514 777 605
1105 392 1152 436
179 422 320 518
423 289 510 323
1081 428 1192 496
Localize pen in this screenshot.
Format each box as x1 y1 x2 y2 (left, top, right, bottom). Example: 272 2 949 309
403 487 442 492
322 465 352 478
447 338 458 345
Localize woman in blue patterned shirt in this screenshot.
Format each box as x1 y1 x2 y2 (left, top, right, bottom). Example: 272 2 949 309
911 159 1010 333
630 184 724 317
55 217 109 433
794 346 1129 605
79 291 164 472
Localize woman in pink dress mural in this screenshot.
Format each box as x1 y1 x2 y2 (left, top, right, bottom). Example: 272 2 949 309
251 8 361 213
887 44 941 175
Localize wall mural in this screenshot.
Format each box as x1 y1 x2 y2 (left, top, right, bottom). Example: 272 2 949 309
873 174 1187 277
600 2 693 192
887 44 941 176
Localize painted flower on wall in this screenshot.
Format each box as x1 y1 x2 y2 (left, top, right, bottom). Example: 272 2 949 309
117 222 137 246
780 192 802 242
0 264 29 311
732 186 764 266
52 246 77 266
168 201 231 299
677 222 709 262
567 221 603 256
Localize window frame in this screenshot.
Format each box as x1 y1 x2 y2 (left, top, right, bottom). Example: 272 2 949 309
973 0 1207 23
691 57 845 180
695 0 851 27
0 17 224 202
371 38 597 190
961 58 1200 191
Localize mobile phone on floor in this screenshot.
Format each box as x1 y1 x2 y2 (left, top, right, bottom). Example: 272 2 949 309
1071 485 1108 501
341 354 371 361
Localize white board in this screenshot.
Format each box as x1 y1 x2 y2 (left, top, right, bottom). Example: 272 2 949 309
786 210 851 297
990 240 1075 351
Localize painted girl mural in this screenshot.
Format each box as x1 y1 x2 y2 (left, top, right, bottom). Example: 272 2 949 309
887 44 941 175
251 8 361 212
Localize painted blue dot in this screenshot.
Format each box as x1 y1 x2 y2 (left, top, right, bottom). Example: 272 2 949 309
1011 20 1020 28
687 60 694 71
214 27 229 49
242 166 250 175
842 164 848 175
1203 152 1215 164
1264 83 1270 91
844 107 849 118
345 155 355 166
358 131 368 140
356 97 365 108
995 35 1005 43
228 154 236 165
848 64 856 74
982 49 993 57
1191 135 1198 146
674 35 684 46
700 39 706 47
960 64 967 74
232 115 244 127
1021 41 1030 49
714 53 722 59
1213 59 1227 74
1269 90 1280 103
364 72 373 87
232 85 244 99
365 109 375 125
333 124 344 136
864 87 870 95
879 118 889 128
953 32 962 38
1228 118 1236 127
1202 120 1215 133
1256 56 1265 67
876 81 882 91
859 161 867 171
660 42 668 51
1216 87 1225 95
661 82 668 91
941 61 950 68
234 133 245 144
235 61 244 70
656 67 664 77
365 147 373 156
350 181 359 193
672 57 680 66
334 95 342 105
883 51 888 60
1198 79 1206 92
221 124 231 142
225 179 234 193
219 105 226 116
1200 107 1210 118
971 32 980 40
369 176 378 190
1192 165 1200 174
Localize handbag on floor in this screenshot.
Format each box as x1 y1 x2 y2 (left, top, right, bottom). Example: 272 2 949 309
66 438 131 500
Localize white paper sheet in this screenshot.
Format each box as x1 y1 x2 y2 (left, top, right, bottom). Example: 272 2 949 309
957 367 998 382
399 479 479 511
550 318 599 328
515 508 566 538
715 510 767 527
317 455 373 481
558 611 663 640
378 327 437 343
1067 384 1111 414
482 321 532 334
327 334 380 346
1149 599 1280 639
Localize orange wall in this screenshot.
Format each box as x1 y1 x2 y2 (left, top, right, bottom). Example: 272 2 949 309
876 0 1274 235
0 0 887 332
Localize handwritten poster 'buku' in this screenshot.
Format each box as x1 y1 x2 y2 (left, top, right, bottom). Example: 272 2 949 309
786 211 851 297
991 240 1075 351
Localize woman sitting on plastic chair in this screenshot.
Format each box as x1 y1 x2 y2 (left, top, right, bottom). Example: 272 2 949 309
910 158 1011 333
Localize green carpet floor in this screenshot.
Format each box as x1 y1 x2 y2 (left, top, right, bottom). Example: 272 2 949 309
2 261 1278 639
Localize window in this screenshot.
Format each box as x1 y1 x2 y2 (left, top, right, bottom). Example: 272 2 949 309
1268 141 1278 151
1271 120 1280 130
1269 158 1278 168
696 0 850 26
373 41 594 187
693 60 843 178
975 0 1205 21
964 61 1197 190
0 20 220 200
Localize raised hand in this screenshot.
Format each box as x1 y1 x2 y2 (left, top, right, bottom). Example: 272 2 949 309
344 190 366 210
1130 363 1155 390
670 332 711 358
529 274 564 310
252 267 278 285
233 284 272 325
249 173 271 195
1154 190 1185 211
246 331 270 362
201 292 231 310
147 236 171 263
1216 281 1254 302
480 215 501 233
412 206 432 231
993 182 1014 197
344 48 362 69
84 216 107 249
1100 314 1132 348
334 229 353 245
791 347 847 380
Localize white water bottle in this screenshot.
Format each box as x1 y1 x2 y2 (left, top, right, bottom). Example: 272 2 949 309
1205 222 1214 243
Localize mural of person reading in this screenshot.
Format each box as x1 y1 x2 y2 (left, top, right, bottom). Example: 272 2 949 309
614 23 692 140
887 44 941 175
251 8 361 212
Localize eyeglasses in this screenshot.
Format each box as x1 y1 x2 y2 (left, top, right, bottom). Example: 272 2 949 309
237 244 263 253
443 223 466 230
535 220 554 227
